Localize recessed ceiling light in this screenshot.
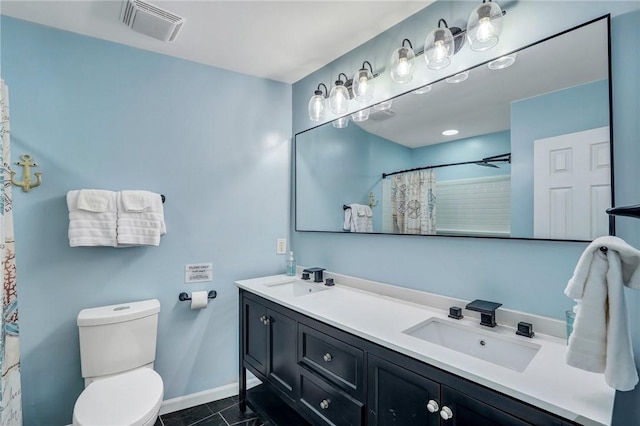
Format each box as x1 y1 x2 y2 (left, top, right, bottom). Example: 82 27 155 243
445 71 469 84
442 129 459 136
488 53 517 70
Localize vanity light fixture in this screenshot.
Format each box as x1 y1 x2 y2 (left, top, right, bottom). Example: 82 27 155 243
329 73 351 115
413 84 432 95
445 71 469 83
374 100 393 111
424 19 456 70
351 108 371 122
352 61 376 102
442 129 459 136
308 83 328 122
467 0 504 52
332 116 349 128
389 39 416 84
488 53 517 70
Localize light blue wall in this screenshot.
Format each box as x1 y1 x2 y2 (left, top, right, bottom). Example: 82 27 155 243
296 123 410 232
1 17 291 425
510 79 610 237
410 130 511 181
292 2 640 424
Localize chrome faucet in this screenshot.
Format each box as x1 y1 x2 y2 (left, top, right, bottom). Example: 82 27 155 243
465 299 502 327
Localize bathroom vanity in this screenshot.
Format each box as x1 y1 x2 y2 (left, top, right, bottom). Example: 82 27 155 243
237 274 614 426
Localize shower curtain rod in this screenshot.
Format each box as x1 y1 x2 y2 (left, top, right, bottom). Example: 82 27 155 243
381 153 511 179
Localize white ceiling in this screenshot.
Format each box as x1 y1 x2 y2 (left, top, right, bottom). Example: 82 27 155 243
0 0 434 84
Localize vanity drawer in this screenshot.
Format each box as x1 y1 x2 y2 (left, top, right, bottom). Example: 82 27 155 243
299 324 364 398
299 369 364 426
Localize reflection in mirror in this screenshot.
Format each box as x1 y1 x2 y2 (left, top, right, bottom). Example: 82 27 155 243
295 16 612 241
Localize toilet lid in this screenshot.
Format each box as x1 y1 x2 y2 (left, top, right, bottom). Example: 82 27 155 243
73 368 163 426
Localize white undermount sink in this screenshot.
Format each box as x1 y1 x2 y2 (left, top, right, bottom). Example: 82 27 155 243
403 318 541 372
263 278 330 297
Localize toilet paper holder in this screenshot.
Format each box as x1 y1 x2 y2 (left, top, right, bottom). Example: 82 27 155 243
178 291 217 301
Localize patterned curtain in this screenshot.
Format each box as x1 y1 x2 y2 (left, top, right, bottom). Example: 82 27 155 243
391 169 437 234
0 80 22 425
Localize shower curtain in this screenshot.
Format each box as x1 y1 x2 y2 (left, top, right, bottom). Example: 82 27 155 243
0 80 22 425
391 169 437 234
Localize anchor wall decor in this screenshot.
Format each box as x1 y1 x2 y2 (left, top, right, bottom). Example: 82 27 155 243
11 154 42 192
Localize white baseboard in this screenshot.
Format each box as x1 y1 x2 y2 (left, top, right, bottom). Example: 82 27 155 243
159 375 261 415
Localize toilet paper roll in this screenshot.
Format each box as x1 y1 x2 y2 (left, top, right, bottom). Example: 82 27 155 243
190 291 209 310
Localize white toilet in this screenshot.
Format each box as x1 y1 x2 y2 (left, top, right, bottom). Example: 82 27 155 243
72 299 164 426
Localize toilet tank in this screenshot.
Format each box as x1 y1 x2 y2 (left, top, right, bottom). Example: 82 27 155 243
77 299 160 379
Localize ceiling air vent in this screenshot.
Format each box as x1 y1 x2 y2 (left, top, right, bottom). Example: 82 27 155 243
120 0 184 42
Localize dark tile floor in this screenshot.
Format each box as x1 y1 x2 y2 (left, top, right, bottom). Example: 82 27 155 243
154 395 264 426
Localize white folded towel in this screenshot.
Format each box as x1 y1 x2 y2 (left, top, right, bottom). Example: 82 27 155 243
564 235 640 391
121 190 152 212
76 189 113 212
116 191 166 246
344 203 373 233
67 190 117 247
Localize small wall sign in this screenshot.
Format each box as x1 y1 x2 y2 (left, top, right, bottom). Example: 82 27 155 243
185 263 213 283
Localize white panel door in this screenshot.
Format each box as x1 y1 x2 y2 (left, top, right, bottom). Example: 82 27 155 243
534 126 610 240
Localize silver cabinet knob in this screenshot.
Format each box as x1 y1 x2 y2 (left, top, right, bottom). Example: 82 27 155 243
263 317 270 325
320 399 330 410
440 406 454 421
323 353 332 362
426 399 439 413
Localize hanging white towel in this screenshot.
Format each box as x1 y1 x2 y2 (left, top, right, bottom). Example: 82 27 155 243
343 208 352 231
116 191 166 246
67 190 117 247
564 235 640 391
344 203 373 233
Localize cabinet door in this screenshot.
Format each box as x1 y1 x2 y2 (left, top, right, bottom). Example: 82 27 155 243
268 308 299 401
368 354 440 426
243 298 268 375
441 384 563 426
441 386 536 426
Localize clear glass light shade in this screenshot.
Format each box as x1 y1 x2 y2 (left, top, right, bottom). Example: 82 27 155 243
445 71 469 84
488 53 516 70
374 100 393 111
332 116 349 128
352 68 375 102
329 83 350 114
389 46 415 83
308 93 326 122
467 1 503 52
424 27 454 70
413 84 432 95
351 108 371 122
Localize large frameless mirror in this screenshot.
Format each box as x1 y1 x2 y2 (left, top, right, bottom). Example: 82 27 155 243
295 16 612 241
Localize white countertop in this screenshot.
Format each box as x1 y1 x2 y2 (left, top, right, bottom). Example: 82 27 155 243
236 273 615 426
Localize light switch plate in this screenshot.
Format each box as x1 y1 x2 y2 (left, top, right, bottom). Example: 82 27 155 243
276 238 287 255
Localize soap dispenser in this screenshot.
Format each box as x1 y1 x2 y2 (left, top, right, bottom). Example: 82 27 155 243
286 251 296 276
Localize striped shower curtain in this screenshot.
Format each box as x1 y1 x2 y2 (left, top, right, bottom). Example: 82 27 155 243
0 80 22 425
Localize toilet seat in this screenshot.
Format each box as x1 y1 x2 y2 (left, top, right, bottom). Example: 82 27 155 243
73 368 163 426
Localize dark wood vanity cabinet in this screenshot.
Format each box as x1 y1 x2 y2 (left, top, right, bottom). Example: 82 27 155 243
368 350 565 426
367 354 441 426
239 290 577 426
241 295 298 402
